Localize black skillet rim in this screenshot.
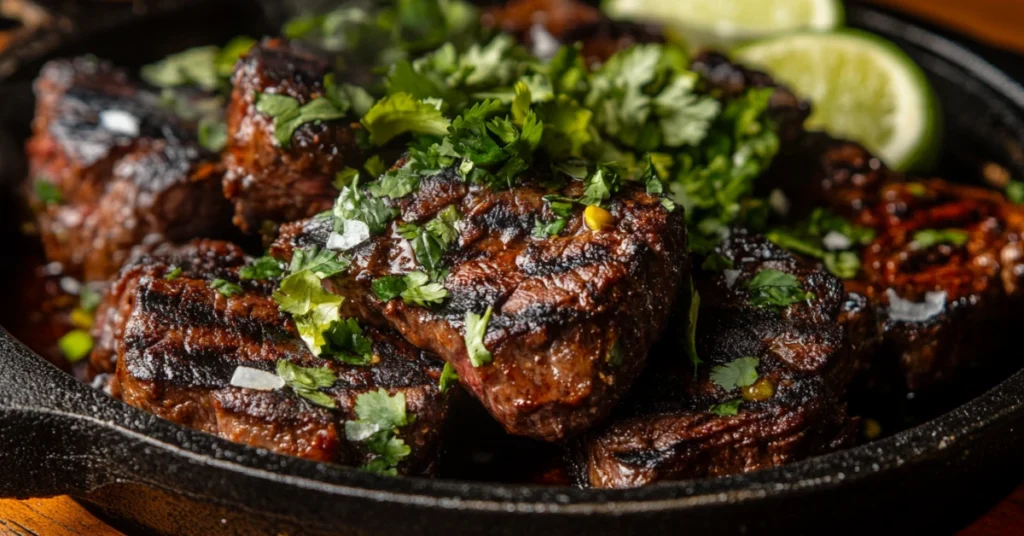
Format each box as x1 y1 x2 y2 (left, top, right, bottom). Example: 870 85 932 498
1 3 1023 515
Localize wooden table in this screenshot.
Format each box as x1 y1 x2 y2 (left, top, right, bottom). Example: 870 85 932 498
2 0 1024 534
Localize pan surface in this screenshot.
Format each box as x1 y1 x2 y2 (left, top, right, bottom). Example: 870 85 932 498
1 2 1024 534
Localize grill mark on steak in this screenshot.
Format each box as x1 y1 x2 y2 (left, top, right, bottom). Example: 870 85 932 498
26 57 233 281
96 240 448 472
271 171 688 441
223 38 364 233
571 230 856 488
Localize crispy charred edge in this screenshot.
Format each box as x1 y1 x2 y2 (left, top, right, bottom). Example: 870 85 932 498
571 230 856 488
271 170 688 441
223 37 363 233
774 134 1024 392
109 245 447 473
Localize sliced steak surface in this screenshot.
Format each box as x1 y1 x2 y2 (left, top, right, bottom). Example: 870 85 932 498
272 171 688 441
223 38 363 233
95 240 448 472
572 230 855 488
26 57 233 281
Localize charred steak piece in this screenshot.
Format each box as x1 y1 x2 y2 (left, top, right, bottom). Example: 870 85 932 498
95 240 448 473
272 172 688 441
572 229 855 488
223 38 364 233
25 57 233 281
770 134 1024 392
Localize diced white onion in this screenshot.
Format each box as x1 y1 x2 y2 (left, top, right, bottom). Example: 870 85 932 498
886 289 947 322
724 269 741 289
100 110 140 137
769 189 790 217
822 231 852 251
529 24 561 59
327 219 370 251
230 366 284 391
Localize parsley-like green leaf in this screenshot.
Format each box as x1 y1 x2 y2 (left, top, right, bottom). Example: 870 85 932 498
276 359 336 408
333 176 397 237
464 305 493 367
399 223 446 276
240 256 284 280
710 357 759 392
912 229 968 249
373 275 408 301
274 270 335 316
701 253 733 271
1007 181 1024 204
164 266 183 281
198 119 228 152
824 251 861 280
34 179 62 205
142 45 221 91
58 329 93 363
709 399 743 416
289 247 350 279
361 92 451 146
579 166 621 207
323 317 374 365
532 217 566 238
439 362 459 393
400 271 449 306
345 388 413 474
746 269 814 310
424 205 461 246
210 278 243 297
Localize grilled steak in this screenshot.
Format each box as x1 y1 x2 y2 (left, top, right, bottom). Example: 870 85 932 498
572 229 855 488
223 38 363 233
769 134 1024 392
271 171 688 441
94 240 448 472
25 57 233 281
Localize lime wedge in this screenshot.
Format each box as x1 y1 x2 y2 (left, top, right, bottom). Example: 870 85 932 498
735 30 940 171
604 0 844 49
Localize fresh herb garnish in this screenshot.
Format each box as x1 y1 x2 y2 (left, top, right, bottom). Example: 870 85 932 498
79 285 102 313
240 256 285 280
323 317 374 365
331 175 397 247
58 329 93 363
361 92 451 146
709 399 743 416
439 362 459 394
912 228 968 249
272 247 350 356
34 179 62 205
345 388 413 475
198 119 228 152
276 359 336 408
464 305 493 367
373 275 408 301
256 92 350 148
767 209 874 280
532 217 566 238
710 357 759 392
746 269 814 310
1007 181 1024 204
141 36 255 91
701 253 733 271
164 266 183 281
400 272 448 306
210 278 243 297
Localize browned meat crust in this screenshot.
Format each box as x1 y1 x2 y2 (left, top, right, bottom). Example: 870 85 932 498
223 38 364 233
572 230 856 488
25 58 233 281
93 240 448 472
271 171 688 441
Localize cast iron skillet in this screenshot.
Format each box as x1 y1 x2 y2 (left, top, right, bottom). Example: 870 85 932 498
2 2 1024 534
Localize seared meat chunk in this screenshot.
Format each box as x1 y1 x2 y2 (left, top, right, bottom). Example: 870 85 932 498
272 172 688 441
96 240 448 472
223 38 363 232
25 57 232 281
572 230 855 488
771 135 1024 392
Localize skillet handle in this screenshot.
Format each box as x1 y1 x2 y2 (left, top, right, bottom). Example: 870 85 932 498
0 331 121 498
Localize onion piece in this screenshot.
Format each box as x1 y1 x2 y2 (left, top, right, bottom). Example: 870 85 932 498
822 231 852 251
230 366 284 391
886 289 947 322
724 269 741 289
100 109 140 137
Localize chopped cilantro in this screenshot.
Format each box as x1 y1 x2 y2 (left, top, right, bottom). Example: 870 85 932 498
746 269 814 310
709 399 743 416
164 266 183 281
824 251 861 280
464 305 493 367
333 175 397 238
425 205 461 245
1007 181 1024 204
58 329 93 363
767 209 873 279
579 166 621 207
240 256 284 280
364 155 387 179
701 253 733 271
532 217 566 238
34 180 62 205
198 119 228 152
256 92 349 148
210 278 243 297
373 275 408 301
400 272 448 306
141 37 253 91
710 357 759 392
288 247 349 279
399 223 446 276
276 359 336 408
439 362 459 394
912 229 968 249
323 317 374 365
361 92 451 146
344 388 413 475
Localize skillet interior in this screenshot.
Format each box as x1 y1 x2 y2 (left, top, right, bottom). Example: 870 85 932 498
0 2 1023 534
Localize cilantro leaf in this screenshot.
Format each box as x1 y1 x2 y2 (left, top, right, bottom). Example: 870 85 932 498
399 223 446 276
276 359 336 408
142 45 221 91
709 399 743 416
323 317 374 365
424 205 460 246
345 388 413 474
256 93 349 148
532 217 566 238
464 305 493 367
292 294 344 356
710 357 760 392
274 270 337 316
373 275 409 301
824 251 861 280
240 256 284 280
439 362 459 393
1007 181 1024 204
579 166 621 207
289 247 350 279
332 175 397 245
198 119 228 152
361 93 451 146
746 269 814 310
912 229 968 249
34 179 62 205
701 253 733 271
400 271 448 306
210 278 243 297
164 266 183 281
